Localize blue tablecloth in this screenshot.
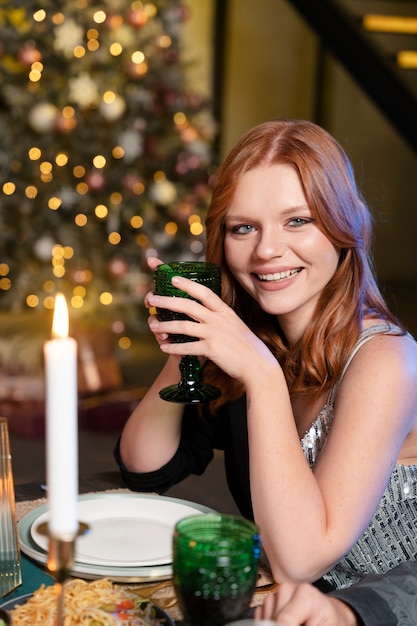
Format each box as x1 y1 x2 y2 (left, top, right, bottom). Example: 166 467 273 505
0 554 54 607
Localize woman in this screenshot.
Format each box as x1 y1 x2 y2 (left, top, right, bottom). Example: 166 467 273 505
115 119 417 588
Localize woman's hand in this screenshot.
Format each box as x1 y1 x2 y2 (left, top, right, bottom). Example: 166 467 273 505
147 272 279 384
255 584 358 626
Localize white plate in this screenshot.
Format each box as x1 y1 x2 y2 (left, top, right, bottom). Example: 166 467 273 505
19 493 214 582
30 493 208 567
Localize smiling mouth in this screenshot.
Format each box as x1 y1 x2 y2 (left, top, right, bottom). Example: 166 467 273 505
256 268 302 282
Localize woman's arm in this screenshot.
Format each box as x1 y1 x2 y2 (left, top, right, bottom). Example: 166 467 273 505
148 276 417 582
118 257 188 473
115 401 217 492
246 332 417 582
119 354 186 472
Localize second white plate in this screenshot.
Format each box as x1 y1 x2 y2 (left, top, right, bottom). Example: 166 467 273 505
30 493 211 567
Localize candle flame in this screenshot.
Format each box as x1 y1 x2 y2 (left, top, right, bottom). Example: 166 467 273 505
52 293 69 339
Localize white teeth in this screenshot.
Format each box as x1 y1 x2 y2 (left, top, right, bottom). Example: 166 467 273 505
257 269 300 281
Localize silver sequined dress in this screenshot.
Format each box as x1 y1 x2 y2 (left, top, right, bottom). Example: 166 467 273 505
300 323 417 589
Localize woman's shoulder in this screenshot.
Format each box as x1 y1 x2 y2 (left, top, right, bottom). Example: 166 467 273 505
329 323 417 453
343 321 417 387
331 320 417 402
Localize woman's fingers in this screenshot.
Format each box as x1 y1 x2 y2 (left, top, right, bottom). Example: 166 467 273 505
144 290 155 310
254 585 298 619
171 275 221 305
148 288 222 318
147 313 169 343
146 256 164 271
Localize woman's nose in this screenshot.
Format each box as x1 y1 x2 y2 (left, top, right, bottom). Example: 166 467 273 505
254 228 286 259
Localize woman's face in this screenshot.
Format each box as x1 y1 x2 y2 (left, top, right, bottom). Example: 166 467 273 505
224 164 340 339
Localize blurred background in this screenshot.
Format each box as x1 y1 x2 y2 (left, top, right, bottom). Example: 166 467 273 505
1 0 416 498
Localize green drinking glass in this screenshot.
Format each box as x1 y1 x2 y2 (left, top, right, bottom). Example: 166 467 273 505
153 261 222 403
173 513 261 626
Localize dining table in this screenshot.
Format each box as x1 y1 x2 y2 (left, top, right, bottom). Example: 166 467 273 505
1 471 278 624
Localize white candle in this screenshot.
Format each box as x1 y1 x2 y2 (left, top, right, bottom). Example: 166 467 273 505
44 293 78 538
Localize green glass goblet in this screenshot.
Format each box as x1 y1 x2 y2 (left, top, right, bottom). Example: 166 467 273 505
173 513 261 626
153 261 221 403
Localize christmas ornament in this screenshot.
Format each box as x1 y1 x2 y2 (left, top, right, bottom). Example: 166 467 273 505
85 169 107 193
33 236 55 261
149 179 178 206
53 18 84 57
18 45 42 65
99 95 126 121
108 257 129 277
68 73 100 109
28 102 59 133
126 7 149 28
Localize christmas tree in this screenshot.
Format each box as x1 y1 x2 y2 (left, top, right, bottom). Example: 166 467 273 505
0 0 215 329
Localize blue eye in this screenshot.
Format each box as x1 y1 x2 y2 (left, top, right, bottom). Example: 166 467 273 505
231 224 255 234
288 217 312 227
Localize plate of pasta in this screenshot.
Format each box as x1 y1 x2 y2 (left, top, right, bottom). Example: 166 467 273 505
0 578 175 625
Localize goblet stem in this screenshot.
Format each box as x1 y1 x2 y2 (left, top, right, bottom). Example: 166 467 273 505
159 356 221 403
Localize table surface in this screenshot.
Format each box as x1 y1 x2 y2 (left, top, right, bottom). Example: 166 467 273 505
14 471 126 502
3 473 276 623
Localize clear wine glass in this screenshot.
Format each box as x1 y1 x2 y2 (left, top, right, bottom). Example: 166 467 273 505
153 261 221 403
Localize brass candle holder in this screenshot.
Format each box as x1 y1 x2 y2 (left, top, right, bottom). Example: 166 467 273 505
37 522 89 626
48 534 76 626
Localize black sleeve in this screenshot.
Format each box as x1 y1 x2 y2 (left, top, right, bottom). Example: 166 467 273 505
113 404 223 493
330 561 417 626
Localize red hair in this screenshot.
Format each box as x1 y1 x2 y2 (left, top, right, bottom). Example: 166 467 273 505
204 119 402 408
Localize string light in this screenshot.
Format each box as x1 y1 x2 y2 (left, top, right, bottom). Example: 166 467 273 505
95 204 108 218
48 197 62 210
26 294 39 307
118 336 131 349
2 182 16 195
